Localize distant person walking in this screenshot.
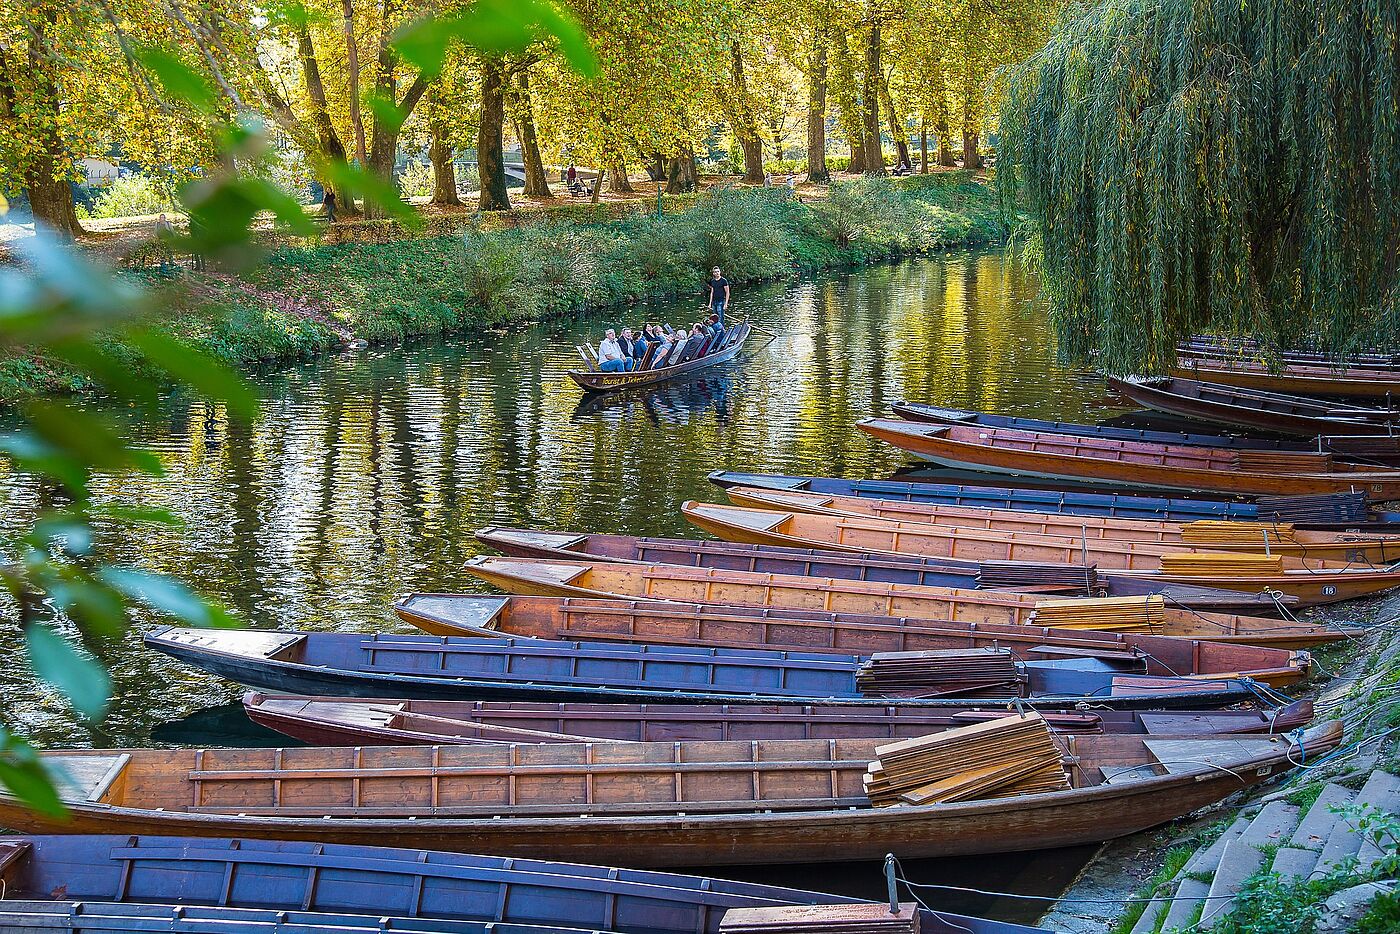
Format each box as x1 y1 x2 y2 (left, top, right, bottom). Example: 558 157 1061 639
705 266 730 327
322 188 337 223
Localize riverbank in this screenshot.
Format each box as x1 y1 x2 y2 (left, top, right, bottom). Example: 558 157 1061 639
1042 595 1400 933
0 172 1004 403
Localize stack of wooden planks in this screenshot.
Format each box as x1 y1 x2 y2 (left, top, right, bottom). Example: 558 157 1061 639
720 904 920 934
863 712 1070 807
1232 451 1334 473
1159 553 1287 577
1181 520 1299 546
1030 595 1165 632
975 560 1099 592
855 648 1023 698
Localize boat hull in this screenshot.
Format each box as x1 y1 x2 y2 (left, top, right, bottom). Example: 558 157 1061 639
1173 358 1400 398
0 725 1342 867
1107 376 1400 437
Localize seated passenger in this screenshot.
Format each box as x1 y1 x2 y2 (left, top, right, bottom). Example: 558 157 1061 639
662 328 690 366
597 329 632 372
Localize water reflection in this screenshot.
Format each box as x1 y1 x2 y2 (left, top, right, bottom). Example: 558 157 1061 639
1 249 1125 749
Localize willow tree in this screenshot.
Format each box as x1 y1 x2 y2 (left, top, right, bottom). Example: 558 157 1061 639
998 0 1400 371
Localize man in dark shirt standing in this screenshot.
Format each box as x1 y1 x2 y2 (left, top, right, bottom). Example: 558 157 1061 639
706 266 730 327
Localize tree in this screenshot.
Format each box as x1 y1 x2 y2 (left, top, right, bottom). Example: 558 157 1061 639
509 69 553 199
476 55 510 210
998 0 1400 370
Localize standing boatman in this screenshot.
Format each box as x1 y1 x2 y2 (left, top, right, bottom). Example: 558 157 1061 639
706 266 730 327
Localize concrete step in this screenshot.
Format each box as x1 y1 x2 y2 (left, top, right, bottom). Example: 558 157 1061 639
1290 782 1357 849
1353 771 1399 872
1271 845 1320 879
1313 810 1366 878
1159 877 1209 932
1128 896 1165 934
1198 802 1301 927
1183 815 1252 876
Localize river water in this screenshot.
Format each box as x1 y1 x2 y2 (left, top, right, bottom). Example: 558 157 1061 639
1 248 1136 922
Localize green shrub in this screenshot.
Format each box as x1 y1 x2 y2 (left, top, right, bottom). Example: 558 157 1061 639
89 174 176 219
398 160 434 199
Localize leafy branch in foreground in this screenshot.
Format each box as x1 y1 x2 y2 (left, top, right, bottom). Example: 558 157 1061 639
0 2 595 817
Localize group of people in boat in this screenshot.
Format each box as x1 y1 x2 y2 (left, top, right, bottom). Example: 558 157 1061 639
592 267 733 373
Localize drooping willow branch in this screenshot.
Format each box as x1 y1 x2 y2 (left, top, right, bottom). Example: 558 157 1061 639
996 0 1400 373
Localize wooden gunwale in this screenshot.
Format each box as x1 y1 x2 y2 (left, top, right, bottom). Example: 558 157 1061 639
463 556 1353 648
680 501 1400 607
857 418 1400 498
721 486 1400 564
392 593 1309 686
0 723 1343 866
1173 357 1400 398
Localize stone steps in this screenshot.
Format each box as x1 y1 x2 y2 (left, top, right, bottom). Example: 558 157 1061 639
1132 771 1395 932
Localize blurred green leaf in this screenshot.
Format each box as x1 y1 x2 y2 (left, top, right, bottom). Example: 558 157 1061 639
45 338 161 407
100 568 236 628
25 624 111 720
128 329 260 419
22 403 163 476
0 433 89 493
133 46 218 114
394 0 595 78
321 162 422 228
44 575 130 638
241 178 319 236
27 517 93 556
0 736 68 818
365 93 407 137
89 504 182 526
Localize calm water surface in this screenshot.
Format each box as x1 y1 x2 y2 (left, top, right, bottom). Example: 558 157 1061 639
2 249 1135 921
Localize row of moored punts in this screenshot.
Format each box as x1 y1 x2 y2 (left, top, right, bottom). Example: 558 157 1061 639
3 356 1396 934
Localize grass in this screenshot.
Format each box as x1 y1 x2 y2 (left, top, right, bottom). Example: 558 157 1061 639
1 173 1004 404
1110 842 1198 934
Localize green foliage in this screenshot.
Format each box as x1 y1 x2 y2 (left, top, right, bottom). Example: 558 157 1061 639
1355 891 1400 934
997 0 1400 371
398 160 435 200
89 175 176 220
1111 842 1196 934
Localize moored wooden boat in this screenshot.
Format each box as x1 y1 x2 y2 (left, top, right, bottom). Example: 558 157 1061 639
707 470 1394 528
0 723 1344 865
391 593 1311 686
242 693 1315 746
892 400 1400 465
1106 376 1400 438
1174 355 1400 398
463 555 1354 647
857 417 1400 498
0 834 1042 934
475 525 1295 613
1179 337 1400 370
722 485 1400 564
568 322 752 393
144 625 1269 710
682 500 1400 607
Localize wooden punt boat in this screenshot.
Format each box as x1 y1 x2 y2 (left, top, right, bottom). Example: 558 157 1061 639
1107 376 1400 438
0 835 1044 934
143 626 1268 710
243 693 1316 746
707 470 1393 528
1174 354 1400 398
463 555 1353 647
0 722 1344 865
856 417 1400 498
683 500 1400 607
892 401 1400 465
1179 337 1400 371
392 593 1311 687
568 322 752 393
475 525 1295 613
723 485 1400 564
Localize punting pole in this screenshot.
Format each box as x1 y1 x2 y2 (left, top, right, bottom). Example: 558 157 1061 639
885 853 900 914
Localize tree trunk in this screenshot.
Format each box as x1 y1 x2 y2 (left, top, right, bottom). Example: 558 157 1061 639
429 122 460 205
8 15 81 239
729 42 766 184
666 157 685 194
831 32 864 173
341 0 367 166
363 0 430 219
919 121 928 173
294 23 358 214
477 59 511 211
962 128 981 170
512 70 552 198
610 161 634 193
861 24 885 175
806 30 829 182
880 74 908 168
